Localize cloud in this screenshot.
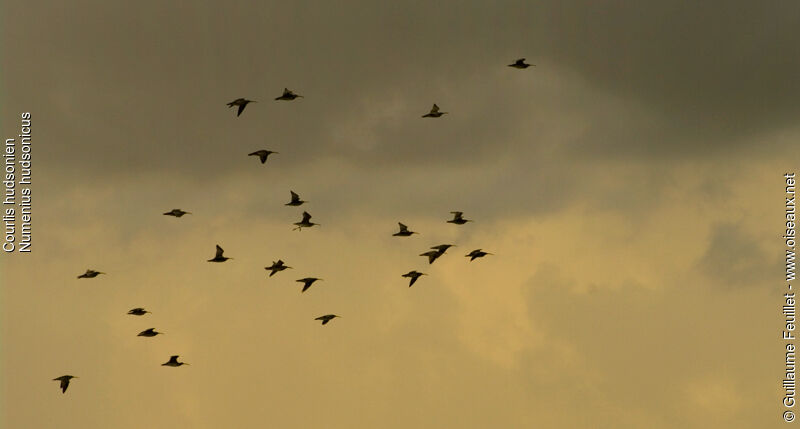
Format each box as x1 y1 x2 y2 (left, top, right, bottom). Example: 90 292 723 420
696 222 777 288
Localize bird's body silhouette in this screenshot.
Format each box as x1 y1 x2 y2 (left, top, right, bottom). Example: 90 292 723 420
227 98 256 116
77 269 104 279
207 245 231 262
393 222 417 237
53 375 77 393
421 244 455 264
163 209 191 217
137 328 163 337
285 191 306 206
248 150 278 164
315 314 339 325
297 277 322 292
430 244 455 253
508 58 534 69
265 260 292 277
422 103 448 118
447 211 471 225
127 308 150 316
275 88 303 101
466 249 493 261
162 355 189 367
402 270 427 287
293 211 319 231
420 250 443 264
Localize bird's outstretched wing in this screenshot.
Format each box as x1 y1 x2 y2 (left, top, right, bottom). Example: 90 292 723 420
398 222 408 232
215 245 224 258
451 211 463 217
301 212 312 223
237 104 246 116
60 379 69 393
431 104 440 113
290 191 300 201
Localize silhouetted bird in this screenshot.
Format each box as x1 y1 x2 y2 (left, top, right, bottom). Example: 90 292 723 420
393 222 417 237
207 245 231 262
127 308 150 316
508 58 534 69
315 314 339 325
402 270 427 287
447 211 471 225
248 150 278 164
285 191 306 206
161 355 189 367
137 328 163 337
265 260 292 277
420 250 442 264
421 244 455 264
422 103 448 118
163 209 191 217
297 277 323 292
293 211 319 231
53 375 77 393
466 249 493 261
78 269 105 279
430 244 455 253
227 98 256 116
275 88 303 101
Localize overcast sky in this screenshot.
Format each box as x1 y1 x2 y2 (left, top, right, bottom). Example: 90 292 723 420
1 1 797 428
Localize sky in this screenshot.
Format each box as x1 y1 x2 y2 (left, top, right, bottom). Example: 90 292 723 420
1 1 797 428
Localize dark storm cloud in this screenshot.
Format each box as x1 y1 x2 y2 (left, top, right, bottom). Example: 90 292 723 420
6 0 796 185
530 1 800 138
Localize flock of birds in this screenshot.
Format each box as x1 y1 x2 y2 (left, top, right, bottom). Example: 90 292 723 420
53 58 535 394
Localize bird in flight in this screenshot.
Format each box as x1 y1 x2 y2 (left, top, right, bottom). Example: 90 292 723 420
285 191 306 206
137 328 163 337
53 375 78 393
421 244 456 264
420 250 443 264
127 308 150 316
207 245 232 262
508 58 534 69
466 249 493 261
430 244 455 253
447 211 471 225
275 88 303 101
402 270 427 287
315 314 340 325
163 209 191 217
77 269 105 279
227 98 256 116
265 260 292 277
161 355 189 367
296 277 323 292
422 103 448 118
293 211 319 231
248 150 278 164
393 222 417 237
